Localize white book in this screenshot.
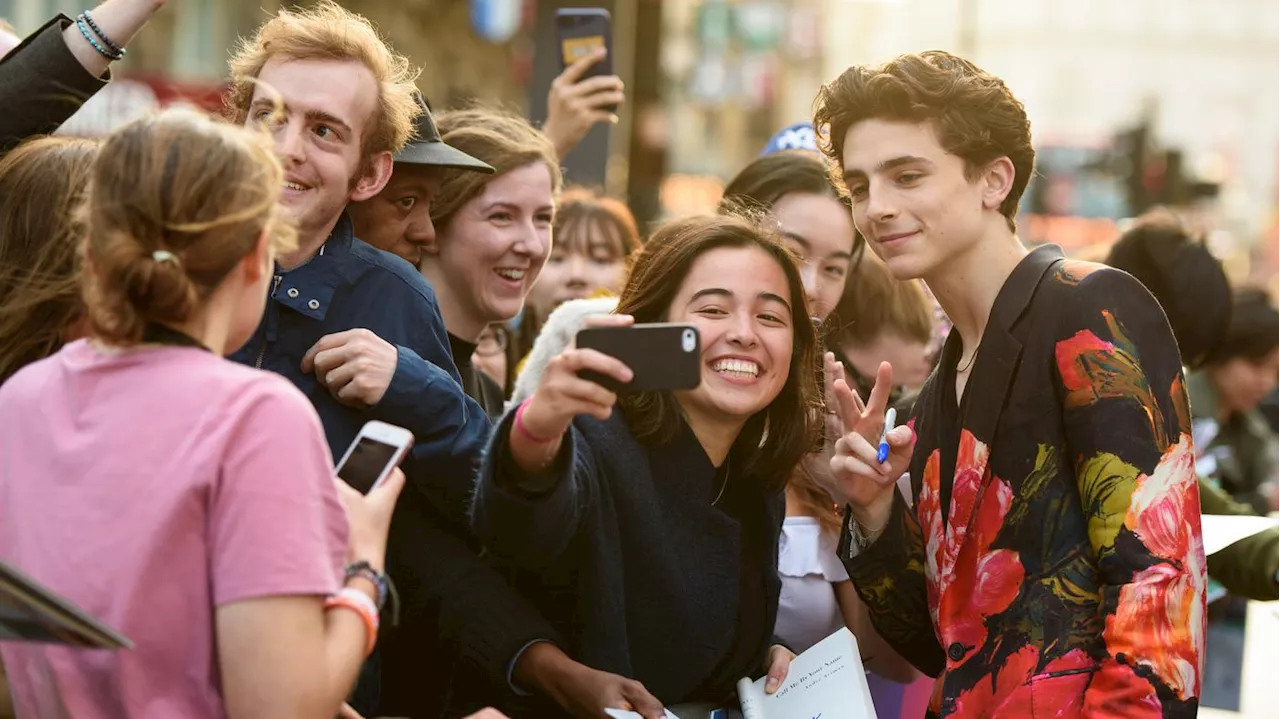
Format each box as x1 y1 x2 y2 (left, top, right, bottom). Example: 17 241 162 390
736 627 877 719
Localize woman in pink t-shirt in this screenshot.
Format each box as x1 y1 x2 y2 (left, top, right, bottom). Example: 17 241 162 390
0 109 410 719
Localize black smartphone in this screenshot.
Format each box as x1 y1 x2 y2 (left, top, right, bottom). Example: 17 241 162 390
554 8 616 111
576 323 702 393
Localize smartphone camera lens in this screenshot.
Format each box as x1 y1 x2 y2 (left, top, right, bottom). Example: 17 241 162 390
682 329 697 353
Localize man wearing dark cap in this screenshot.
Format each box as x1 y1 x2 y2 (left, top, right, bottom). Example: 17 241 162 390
351 94 495 266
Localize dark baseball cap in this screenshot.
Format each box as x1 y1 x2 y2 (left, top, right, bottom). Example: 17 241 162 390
395 95 494 173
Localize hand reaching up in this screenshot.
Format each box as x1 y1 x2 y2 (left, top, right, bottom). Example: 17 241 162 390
543 48 626 159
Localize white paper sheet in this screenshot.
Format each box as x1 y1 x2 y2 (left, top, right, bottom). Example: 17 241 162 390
1201 514 1279 556
604 708 680 719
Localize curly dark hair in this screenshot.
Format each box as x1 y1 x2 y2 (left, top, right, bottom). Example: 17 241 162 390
813 50 1035 232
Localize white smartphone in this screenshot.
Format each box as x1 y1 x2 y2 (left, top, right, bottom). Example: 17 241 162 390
334 421 415 494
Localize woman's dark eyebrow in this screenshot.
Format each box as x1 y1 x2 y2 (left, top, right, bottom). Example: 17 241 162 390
689 288 731 303
782 231 853 261
690 288 792 313
759 292 792 312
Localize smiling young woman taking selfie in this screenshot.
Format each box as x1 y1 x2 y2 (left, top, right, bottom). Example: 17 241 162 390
471 214 819 717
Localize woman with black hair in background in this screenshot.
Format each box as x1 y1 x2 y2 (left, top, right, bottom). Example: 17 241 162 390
719 151 917 692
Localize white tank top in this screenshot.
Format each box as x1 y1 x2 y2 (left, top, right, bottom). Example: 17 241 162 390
774 516 849 653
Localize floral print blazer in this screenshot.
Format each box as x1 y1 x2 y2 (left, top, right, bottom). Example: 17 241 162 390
840 245 1206 718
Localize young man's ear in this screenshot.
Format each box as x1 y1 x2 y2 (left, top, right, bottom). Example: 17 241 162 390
350 151 394 202
980 156 1016 212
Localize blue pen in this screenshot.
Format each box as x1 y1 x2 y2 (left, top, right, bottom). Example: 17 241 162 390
877 407 897 463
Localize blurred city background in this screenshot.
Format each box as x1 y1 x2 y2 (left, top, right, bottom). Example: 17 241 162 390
3 0 1276 295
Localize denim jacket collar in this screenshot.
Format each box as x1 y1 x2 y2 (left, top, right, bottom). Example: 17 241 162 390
270 213 357 322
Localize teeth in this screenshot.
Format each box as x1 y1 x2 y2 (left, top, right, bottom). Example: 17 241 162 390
495 269 526 281
284 182 307 191
711 358 759 377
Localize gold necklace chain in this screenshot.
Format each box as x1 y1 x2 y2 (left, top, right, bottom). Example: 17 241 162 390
956 335 983 374
711 457 731 506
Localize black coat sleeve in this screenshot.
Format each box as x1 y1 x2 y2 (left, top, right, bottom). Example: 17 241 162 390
382 494 563 708
0 15 109 157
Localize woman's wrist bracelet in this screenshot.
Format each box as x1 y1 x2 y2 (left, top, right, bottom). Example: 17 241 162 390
515 399 557 444
74 14 123 60
324 587 379 657
81 10 125 57
343 560 387 610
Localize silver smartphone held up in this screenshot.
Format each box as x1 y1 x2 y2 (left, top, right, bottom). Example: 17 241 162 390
334 420 414 494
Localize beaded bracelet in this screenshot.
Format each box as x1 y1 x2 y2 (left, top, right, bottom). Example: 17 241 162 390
75 15 122 61
344 561 386 609
324 587 379 657
343 560 400 628
82 10 125 57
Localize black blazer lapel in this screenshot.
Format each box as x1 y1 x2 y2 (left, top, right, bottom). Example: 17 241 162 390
954 245 1065 532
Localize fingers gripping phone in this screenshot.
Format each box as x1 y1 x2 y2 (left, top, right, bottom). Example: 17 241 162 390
555 8 616 110
335 421 414 494
576 323 702 394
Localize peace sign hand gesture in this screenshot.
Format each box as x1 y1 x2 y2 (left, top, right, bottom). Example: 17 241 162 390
828 361 915 529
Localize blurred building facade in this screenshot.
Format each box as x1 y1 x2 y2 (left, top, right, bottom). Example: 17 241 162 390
658 0 829 220
3 0 532 130
823 0 1279 264
6 0 1275 278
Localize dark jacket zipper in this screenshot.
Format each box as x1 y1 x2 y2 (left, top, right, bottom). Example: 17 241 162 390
254 274 283 368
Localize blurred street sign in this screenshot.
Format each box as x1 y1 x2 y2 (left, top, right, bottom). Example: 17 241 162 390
471 0 522 44
690 50 732 103
784 5 822 59
695 0 732 50
734 2 785 52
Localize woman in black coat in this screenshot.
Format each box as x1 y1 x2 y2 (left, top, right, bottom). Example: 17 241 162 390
472 214 822 717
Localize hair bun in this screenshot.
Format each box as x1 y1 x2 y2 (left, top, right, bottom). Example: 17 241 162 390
119 243 197 327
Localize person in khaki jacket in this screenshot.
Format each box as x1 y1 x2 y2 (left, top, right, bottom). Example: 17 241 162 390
1106 211 1278 602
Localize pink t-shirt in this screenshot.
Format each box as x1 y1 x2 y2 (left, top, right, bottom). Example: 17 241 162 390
0 340 348 719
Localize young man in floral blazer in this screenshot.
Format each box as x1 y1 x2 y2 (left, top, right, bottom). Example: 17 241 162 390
812 51 1205 717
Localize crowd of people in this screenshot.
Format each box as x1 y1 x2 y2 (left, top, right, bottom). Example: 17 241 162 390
0 1 1276 718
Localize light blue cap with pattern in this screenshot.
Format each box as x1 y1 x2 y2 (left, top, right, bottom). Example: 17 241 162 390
761 122 820 156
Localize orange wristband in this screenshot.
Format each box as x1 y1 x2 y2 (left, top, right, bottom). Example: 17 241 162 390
324 587 379 657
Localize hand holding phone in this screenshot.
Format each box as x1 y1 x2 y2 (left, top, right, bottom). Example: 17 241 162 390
331 422 411 573
335 421 414 494
515 315 636 448
545 8 624 158
575 323 702 394
544 49 625 158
